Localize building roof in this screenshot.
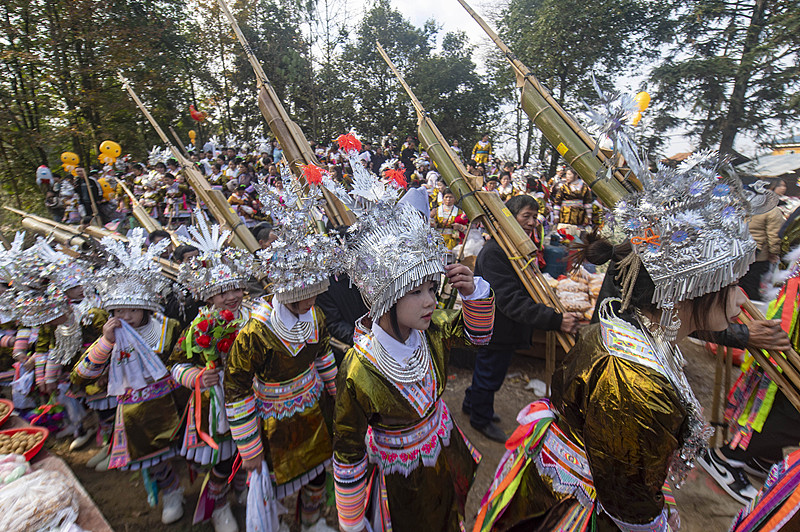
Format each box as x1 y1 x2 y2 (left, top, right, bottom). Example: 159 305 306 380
772 134 800 147
738 152 800 178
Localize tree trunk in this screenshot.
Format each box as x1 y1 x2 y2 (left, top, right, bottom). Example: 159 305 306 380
718 0 768 154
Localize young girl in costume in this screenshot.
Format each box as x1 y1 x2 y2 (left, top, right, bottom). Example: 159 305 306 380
169 210 255 532
474 99 764 531
71 229 187 525
224 169 339 531
324 135 495 532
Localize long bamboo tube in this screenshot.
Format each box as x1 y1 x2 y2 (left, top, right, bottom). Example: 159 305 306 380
377 42 574 354
117 181 181 247
117 73 260 253
455 0 638 205
216 0 354 228
4 207 179 279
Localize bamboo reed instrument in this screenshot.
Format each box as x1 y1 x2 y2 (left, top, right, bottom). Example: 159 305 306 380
116 181 181 247
117 73 260 253
216 0 354 228
376 42 574 356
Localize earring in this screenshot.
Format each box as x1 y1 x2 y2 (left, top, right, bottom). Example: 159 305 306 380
658 302 681 343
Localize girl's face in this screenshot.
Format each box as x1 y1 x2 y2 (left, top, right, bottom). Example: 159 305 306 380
287 295 317 316
209 288 244 312
114 308 146 328
775 181 787 195
390 280 438 337
501 175 511 186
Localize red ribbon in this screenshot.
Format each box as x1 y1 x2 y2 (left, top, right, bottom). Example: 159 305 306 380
194 369 219 450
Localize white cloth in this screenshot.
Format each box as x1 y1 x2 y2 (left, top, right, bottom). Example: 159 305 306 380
274 301 314 330
107 319 169 396
246 462 286 532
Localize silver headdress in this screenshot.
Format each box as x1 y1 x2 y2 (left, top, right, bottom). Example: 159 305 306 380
323 133 446 320
177 208 255 301
0 234 73 326
30 237 94 292
95 228 170 312
255 164 342 304
585 84 760 327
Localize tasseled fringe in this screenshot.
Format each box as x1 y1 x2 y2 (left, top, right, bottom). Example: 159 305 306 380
368 259 444 320
275 279 330 304
199 279 247 302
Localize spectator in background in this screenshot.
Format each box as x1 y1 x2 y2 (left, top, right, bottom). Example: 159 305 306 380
401 139 417 179
740 197 785 300
471 133 492 165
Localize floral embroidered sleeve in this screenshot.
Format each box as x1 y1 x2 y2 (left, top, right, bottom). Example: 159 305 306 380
332 352 372 532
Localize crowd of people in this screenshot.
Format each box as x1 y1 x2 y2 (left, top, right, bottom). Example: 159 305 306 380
1 121 799 532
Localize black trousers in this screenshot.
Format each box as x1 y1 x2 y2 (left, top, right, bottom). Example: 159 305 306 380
739 260 771 300
463 346 514 428
723 391 800 464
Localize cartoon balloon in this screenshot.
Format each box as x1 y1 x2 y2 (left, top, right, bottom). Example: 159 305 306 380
61 152 80 176
634 92 651 112
631 111 643 126
98 140 121 165
188 130 197 145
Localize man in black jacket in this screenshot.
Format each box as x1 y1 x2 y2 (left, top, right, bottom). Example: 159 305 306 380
463 195 581 442
315 273 369 364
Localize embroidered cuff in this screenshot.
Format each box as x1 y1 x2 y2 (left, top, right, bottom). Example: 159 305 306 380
0 333 15 349
13 328 31 358
462 294 494 346
334 457 369 532
606 508 670 532
314 351 338 396
171 363 203 389
226 395 263 461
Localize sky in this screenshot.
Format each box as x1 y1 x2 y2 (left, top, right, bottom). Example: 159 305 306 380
347 0 767 160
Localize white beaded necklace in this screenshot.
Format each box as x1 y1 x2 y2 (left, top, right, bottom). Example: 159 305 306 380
373 331 431 384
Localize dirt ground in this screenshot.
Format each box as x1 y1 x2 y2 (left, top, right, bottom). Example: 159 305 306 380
46 338 756 531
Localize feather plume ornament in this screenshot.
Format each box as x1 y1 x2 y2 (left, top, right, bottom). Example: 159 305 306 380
254 164 344 304
176 208 256 301
94 228 171 312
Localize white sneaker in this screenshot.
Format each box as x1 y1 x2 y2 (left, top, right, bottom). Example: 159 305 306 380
302 520 337 532
86 444 109 468
94 453 111 471
70 430 92 451
161 487 185 524
211 503 239 532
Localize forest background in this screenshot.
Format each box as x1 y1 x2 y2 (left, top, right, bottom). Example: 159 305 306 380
0 0 798 217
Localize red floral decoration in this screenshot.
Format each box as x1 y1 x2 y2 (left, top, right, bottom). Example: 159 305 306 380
385 169 408 190
219 309 235 322
301 164 325 186
196 335 212 348
336 133 362 155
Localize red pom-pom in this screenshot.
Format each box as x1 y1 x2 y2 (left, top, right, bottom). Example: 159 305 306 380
301 164 325 186
385 169 408 190
219 309 235 322
336 133 362 155
196 334 212 348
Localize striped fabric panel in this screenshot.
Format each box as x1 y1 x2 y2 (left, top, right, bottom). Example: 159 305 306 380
333 455 368 483
314 350 338 396
462 296 495 345
13 328 32 357
34 353 47 385
171 363 202 388
0 333 15 348
334 460 369 532
44 360 62 384
76 337 113 379
226 395 263 461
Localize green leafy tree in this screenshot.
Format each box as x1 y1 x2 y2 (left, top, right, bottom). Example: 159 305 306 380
650 0 800 154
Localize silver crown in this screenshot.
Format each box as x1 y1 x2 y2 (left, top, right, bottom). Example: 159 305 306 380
323 134 446 319
95 228 170 312
255 164 342 304
177 209 255 301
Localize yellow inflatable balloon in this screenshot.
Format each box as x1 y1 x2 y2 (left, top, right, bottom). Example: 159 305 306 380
98 140 121 165
60 152 80 176
631 111 643 126
634 92 651 112
188 130 197 145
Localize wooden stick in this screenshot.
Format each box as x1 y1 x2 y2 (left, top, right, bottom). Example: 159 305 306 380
710 344 725 447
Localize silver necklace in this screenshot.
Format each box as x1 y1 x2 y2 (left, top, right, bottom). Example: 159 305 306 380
52 312 83 365
270 307 313 344
373 331 431 384
134 316 162 350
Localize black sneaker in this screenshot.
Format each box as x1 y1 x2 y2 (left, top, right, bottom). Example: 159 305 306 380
697 448 759 505
742 457 774 479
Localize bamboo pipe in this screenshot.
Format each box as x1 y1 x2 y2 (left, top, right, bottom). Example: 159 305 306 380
216 0 353 228
117 73 260 253
117 181 181 247
375 44 575 353
20 218 90 250
737 311 800 395
455 0 640 204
